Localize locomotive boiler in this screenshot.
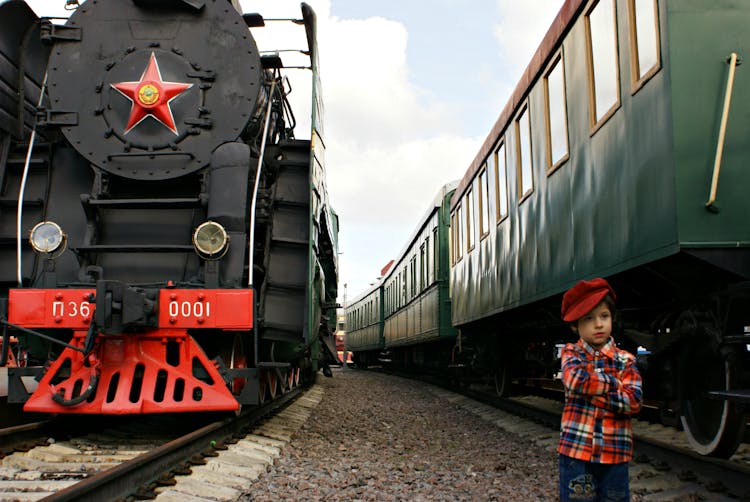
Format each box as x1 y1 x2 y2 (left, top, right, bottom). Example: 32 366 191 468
0 0 339 414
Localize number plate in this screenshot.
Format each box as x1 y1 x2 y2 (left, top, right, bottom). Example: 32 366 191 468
157 289 253 329
9 289 95 328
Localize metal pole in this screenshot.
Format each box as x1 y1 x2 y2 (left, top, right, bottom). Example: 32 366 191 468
706 52 739 210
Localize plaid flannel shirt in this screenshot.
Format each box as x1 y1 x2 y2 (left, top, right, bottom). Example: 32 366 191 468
558 338 643 464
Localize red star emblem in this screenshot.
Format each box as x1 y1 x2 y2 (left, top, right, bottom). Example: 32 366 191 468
111 53 192 135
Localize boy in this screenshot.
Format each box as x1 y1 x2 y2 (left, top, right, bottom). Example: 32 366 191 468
558 278 642 502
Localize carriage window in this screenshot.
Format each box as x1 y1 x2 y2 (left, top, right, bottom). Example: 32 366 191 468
478 168 490 238
401 270 406 304
410 257 416 297
457 203 464 259
433 227 438 280
516 107 533 200
465 190 475 251
629 0 660 88
451 210 459 264
586 0 620 128
545 55 569 173
494 142 509 221
420 242 426 290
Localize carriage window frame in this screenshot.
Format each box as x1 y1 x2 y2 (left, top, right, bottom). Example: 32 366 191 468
478 167 490 239
465 189 475 252
628 0 661 94
420 241 427 290
494 141 509 223
451 204 464 264
515 105 534 203
585 0 621 134
544 52 570 175
433 227 439 280
410 256 416 297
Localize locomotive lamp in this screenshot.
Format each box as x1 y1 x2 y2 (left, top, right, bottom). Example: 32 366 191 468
193 221 229 259
29 221 66 255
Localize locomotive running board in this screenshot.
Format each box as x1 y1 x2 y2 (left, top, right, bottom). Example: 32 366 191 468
23 329 239 414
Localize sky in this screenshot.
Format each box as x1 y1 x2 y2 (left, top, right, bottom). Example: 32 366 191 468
24 0 563 304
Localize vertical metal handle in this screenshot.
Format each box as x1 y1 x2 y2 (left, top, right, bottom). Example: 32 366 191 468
705 52 740 211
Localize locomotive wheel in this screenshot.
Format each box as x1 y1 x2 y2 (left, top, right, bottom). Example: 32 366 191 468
219 334 248 396
679 343 746 458
277 369 289 394
287 368 295 390
258 372 268 404
267 370 278 399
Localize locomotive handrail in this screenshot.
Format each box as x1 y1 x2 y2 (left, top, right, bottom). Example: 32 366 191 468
248 78 277 288
16 72 48 286
106 152 195 159
706 52 740 212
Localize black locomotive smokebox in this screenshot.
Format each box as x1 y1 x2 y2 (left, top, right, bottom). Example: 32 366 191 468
46 0 263 180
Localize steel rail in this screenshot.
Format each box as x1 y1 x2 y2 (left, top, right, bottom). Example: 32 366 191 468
43 387 301 501
0 421 49 457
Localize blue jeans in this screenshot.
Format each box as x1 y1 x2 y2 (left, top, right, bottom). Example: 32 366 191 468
558 455 629 501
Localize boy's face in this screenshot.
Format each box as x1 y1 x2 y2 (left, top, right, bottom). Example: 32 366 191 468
571 302 612 350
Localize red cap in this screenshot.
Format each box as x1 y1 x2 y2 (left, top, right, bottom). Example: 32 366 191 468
561 278 616 322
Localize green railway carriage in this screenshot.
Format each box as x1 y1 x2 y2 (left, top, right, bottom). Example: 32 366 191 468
345 285 384 367
382 182 457 367
347 182 457 369
449 0 749 458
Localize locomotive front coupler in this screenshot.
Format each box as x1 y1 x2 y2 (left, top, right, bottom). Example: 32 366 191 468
94 280 158 334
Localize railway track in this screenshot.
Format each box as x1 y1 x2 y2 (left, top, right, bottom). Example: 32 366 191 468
0 384 324 501
374 369 750 500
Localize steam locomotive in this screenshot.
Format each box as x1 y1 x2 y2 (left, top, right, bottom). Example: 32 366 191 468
0 0 339 414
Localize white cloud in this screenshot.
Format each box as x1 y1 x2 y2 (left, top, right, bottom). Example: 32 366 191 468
493 0 562 86
248 1 473 297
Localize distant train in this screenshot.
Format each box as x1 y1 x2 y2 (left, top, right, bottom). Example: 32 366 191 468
0 0 339 415
346 0 749 458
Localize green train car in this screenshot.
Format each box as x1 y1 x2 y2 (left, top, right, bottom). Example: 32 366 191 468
347 182 457 370
449 0 749 457
344 284 383 366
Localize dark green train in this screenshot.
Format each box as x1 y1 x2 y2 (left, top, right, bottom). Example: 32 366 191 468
346 182 456 370
350 0 749 459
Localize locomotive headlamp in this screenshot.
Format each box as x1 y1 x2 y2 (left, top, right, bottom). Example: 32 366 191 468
193 221 229 259
29 221 67 255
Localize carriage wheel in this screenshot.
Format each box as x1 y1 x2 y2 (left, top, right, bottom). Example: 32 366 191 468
676 310 746 459
680 350 746 458
494 362 511 397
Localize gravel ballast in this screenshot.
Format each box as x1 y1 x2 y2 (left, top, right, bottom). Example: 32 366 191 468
240 368 558 501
